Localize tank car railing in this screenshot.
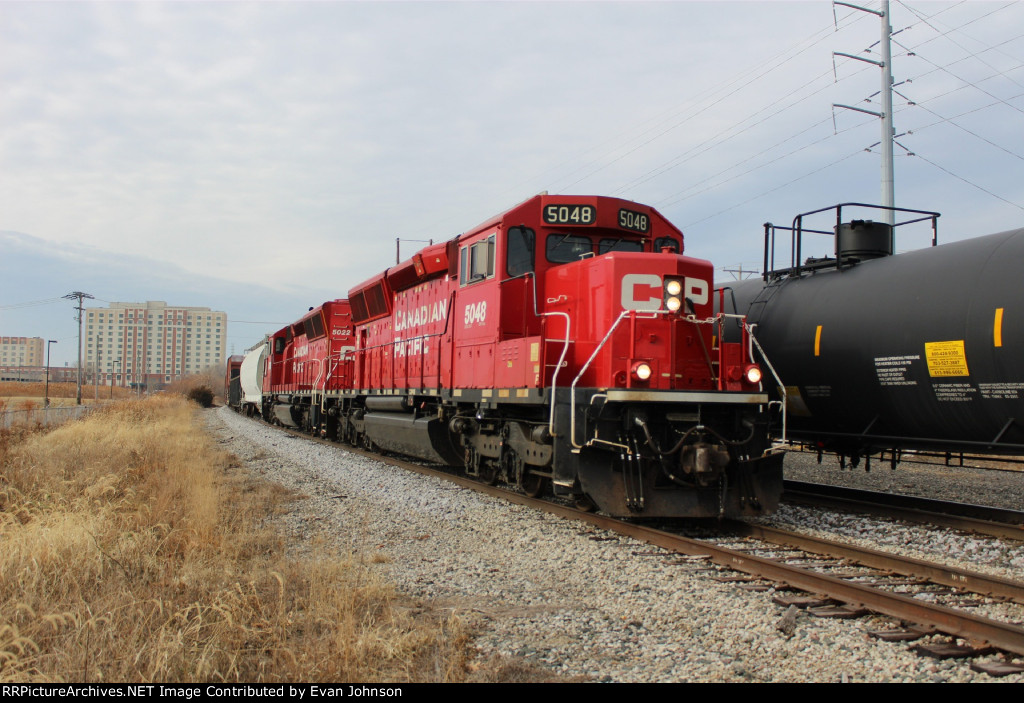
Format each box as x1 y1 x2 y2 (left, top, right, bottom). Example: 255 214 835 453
763 203 940 281
744 322 788 445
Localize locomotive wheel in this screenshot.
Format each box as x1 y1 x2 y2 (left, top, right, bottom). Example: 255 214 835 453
521 472 548 498
361 433 379 453
574 494 597 513
479 462 499 486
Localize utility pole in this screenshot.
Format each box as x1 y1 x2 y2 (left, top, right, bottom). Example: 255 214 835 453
833 0 896 225
94 337 100 402
722 264 759 281
63 291 94 405
44 339 57 411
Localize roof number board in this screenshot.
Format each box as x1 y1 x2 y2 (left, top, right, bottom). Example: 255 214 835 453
618 208 650 233
543 204 595 226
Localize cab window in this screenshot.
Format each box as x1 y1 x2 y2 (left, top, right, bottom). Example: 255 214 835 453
598 238 644 254
506 227 535 277
460 234 496 285
546 234 592 263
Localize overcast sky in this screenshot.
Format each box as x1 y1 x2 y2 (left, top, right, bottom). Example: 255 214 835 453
2 0 1022 366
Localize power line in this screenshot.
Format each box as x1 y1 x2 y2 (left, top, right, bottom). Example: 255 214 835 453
912 152 1024 211
681 149 864 229
658 114 874 209
904 42 1024 116
613 68 844 197
540 8 872 193
899 0 1022 73
0 297 63 311
912 99 1024 161
667 2 1022 229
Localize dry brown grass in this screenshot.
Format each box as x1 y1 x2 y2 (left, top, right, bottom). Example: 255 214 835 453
0 382 133 402
163 370 226 406
0 396 470 682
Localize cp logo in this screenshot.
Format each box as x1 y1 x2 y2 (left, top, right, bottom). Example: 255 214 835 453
620 274 709 311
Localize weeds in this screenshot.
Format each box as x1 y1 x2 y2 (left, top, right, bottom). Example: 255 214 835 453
0 396 468 682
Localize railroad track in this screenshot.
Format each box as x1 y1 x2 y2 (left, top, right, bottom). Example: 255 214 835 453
789 446 1024 474
265 419 1024 675
783 480 1024 542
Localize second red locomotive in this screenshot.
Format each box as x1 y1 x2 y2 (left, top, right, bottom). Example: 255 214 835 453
250 195 784 518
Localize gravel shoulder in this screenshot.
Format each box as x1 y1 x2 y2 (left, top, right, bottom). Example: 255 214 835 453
206 407 1024 683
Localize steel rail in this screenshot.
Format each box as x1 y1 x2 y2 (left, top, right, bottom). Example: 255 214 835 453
784 480 1024 542
725 521 1024 604
264 420 1024 657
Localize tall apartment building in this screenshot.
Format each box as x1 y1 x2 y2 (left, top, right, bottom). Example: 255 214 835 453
0 336 46 381
0 336 44 367
84 301 227 389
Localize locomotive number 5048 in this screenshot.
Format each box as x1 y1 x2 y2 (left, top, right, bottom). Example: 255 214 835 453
543 204 596 225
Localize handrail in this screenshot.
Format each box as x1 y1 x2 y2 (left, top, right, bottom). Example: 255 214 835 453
762 203 940 280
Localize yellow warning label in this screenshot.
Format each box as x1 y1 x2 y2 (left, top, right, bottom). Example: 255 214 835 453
925 340 970 377
783 386 813 417
530 342 539 362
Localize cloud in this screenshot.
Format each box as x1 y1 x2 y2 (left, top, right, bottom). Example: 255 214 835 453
1 1 1021 360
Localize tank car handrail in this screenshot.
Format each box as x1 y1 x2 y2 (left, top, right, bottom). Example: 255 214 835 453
763 203 941 281
746 325 787 444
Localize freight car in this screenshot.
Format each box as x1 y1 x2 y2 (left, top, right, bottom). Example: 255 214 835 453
253 195 784 518
231 339 269 417
262 299 354 429
724 202 1024 466
225 355 244 409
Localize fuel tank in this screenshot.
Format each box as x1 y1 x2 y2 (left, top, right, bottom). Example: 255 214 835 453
724 226 1024 455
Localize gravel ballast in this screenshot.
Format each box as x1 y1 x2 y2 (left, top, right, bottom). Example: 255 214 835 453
208 407 1024 683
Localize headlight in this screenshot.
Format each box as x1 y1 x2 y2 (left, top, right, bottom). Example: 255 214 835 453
745 365 762 384
664 278 684 313
632 362 653 381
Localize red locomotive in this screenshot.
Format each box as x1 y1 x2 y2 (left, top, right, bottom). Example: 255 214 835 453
251 195 783 518
261 299 354 428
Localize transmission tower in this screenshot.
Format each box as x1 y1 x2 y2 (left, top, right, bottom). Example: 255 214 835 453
833 0 896 225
